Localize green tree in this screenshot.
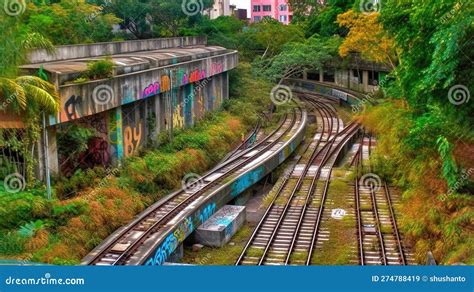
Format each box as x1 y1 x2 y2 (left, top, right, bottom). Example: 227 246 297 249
255 36 341 81
106 0 214 38
0 14 58 112
26 0 121 45
0 11 60 185
252 19 305 59
303 0 355 38
184 16 245 49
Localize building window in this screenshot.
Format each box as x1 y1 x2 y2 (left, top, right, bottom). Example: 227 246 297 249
279 15 287 22
323 69 335 83
368 71 380 86
254 16 261 22
263 5 271 12
253 5 261 12
352 69 363 84
279 5 287 11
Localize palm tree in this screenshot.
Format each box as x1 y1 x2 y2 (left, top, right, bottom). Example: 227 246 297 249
0 75 59 114
0 17 59 187
0 16 58 114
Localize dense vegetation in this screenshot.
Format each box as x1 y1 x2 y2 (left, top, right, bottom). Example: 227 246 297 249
357 1 474 264
0 62 275 264
0 0 472 264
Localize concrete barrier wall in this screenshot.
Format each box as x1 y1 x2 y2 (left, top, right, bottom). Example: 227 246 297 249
28 36 208 64
285 78 363 106
140 111 307 266
58 71 229 169
56 51 238 125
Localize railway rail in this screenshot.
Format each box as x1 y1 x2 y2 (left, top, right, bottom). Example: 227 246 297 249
354 137 412 265
85 104 304 266
236 95 360 265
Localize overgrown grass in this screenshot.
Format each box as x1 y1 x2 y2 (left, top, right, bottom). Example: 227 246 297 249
359 101 474 265
181 225 253 265
311 175 356 265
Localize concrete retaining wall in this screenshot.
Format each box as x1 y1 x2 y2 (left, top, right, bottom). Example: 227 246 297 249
140 110 307 266
284 78 363 106
55 51 238 125
28 36 207 64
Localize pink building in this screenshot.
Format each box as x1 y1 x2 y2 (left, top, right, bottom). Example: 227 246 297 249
251 0 293 25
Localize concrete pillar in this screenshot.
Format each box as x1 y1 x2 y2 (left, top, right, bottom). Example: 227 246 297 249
36 126 59 180
154 95 161 134
319 68 324 82
35 127 59 180
363 70 369 92
108 108 124 165
346 69 350 88
47 127 59 175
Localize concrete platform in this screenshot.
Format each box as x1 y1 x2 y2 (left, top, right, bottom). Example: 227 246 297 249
195 205 246 247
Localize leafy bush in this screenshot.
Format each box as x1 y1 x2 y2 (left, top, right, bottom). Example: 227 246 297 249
0 191 50 229
55 167 107 199
0 232 27 255
361 101 474 264
18 220 46 238
84 57 114 80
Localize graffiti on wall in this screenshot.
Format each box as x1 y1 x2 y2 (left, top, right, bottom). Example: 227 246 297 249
121 83 138 105
140 63 223 100
64 95 83 121
211 63 223 75
173 103 185 129
145 202 217 266
57 60 227 125
78 137 111 168
107 110 123 159
124 122 143 157
142 75 172 99
229 166 265 198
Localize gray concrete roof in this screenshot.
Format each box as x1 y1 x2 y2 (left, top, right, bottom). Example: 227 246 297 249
21 45 228 75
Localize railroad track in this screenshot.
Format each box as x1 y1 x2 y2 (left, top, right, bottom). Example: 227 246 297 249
85 105 304 266
354 136 412 265
236 95 360 266
223 120 262 161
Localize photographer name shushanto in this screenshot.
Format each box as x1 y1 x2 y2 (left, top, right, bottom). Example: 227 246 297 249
430 275 466 283
5 273 85 286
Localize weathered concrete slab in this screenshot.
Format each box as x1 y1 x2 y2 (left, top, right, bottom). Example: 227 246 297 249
195 205 246 247
245 193 266 224
166 243 184 263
